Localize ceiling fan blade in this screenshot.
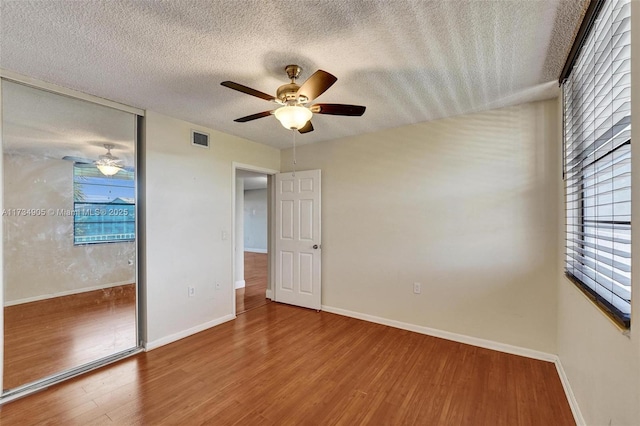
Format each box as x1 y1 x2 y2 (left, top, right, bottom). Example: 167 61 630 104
221 81 275 102
234 110 274 123
62 155 93 164
310 103 366 116
298 121 314 134
296 70 337 102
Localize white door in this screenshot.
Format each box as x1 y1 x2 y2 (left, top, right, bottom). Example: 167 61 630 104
274 170 321 310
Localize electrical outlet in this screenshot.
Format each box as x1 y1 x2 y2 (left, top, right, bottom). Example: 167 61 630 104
413 282 421 294
215 282 221 290
188 286 195 297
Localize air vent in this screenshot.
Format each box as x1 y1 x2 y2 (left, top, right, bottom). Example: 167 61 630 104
191 130 210 148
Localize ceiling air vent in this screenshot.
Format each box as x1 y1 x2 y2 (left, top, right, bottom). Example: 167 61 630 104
191 130 210 148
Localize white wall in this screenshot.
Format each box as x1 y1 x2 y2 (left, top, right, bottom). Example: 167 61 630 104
144 111 279 347
3 153 135 304
281 99 560 354
244 188 267 252
555 3 640 424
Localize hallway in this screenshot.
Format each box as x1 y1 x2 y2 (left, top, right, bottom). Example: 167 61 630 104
236 252 268 314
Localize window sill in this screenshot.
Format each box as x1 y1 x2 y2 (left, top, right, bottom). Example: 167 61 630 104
563 273 630 336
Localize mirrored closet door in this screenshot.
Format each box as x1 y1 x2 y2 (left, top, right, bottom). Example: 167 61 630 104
1 80 138 392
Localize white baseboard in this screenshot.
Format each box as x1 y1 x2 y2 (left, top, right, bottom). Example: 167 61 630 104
321 305 556 362
235 280 246 289
4 280 134 307
554 359 585 425
321 305 583 425
245 248 267 254
145 314 235 351
266 289 273 300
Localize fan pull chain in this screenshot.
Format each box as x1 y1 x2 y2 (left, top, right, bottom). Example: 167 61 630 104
292 130 297 177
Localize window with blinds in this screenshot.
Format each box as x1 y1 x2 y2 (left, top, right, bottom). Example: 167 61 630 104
563 0 631 327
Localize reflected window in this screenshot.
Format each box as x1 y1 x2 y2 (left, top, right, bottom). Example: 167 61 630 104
73 165 135 244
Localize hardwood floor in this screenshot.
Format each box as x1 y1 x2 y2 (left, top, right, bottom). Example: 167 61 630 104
0 302 574 425
3 284 136 391
236 252 269 314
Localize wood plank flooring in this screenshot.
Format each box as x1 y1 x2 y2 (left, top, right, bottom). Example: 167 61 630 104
3 284 136 391
0 302 574 425
236 252 269 314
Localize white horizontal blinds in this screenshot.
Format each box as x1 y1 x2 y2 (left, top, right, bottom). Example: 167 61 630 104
564 0 631 325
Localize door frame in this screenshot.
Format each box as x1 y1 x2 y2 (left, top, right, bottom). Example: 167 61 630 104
231 162 279 317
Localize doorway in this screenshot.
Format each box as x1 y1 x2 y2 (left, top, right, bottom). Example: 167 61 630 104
233 165 277 315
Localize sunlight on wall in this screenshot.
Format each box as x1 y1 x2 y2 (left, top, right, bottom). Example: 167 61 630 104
281 100 559 353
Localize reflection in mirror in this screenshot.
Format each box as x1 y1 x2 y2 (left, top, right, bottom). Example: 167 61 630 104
1 80 137 391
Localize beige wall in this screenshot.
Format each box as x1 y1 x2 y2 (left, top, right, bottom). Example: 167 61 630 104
281 99 560 353
3 153 135 304
143 111 280 346
555 2 640 424
557 281 639 424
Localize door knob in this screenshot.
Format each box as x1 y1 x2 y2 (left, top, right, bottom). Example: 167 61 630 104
313 244 319 249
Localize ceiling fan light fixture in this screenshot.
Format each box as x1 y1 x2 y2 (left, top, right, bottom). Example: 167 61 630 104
94 144 123 176
96 163 122 176
274 105 312 130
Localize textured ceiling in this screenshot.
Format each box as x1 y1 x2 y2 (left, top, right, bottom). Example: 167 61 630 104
0 0 587 150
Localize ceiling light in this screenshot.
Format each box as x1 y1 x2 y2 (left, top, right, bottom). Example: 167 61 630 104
96 164 122 176
274 105 312 130
95 144 123 176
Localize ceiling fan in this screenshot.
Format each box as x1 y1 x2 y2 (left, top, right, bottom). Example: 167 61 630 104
62 144 127 176
221 65 366 133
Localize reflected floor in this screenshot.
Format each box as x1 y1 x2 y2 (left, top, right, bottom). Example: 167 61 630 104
236 252 268 314
3 284 136 391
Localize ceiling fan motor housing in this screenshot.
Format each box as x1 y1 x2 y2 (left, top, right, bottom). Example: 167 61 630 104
277 65 308 104
277 83 307 104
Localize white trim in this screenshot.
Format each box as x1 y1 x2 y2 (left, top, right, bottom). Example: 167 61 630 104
554 359 586 426
233 162 280 176
245 248 268 254
235 280 246 289
266 289 273 300
321 305 557 361
0 69 145 116
3 280 134 307
145 314 235 351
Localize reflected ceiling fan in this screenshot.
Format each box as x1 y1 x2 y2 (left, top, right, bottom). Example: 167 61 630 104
221 65 366 133
62 144 128 176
